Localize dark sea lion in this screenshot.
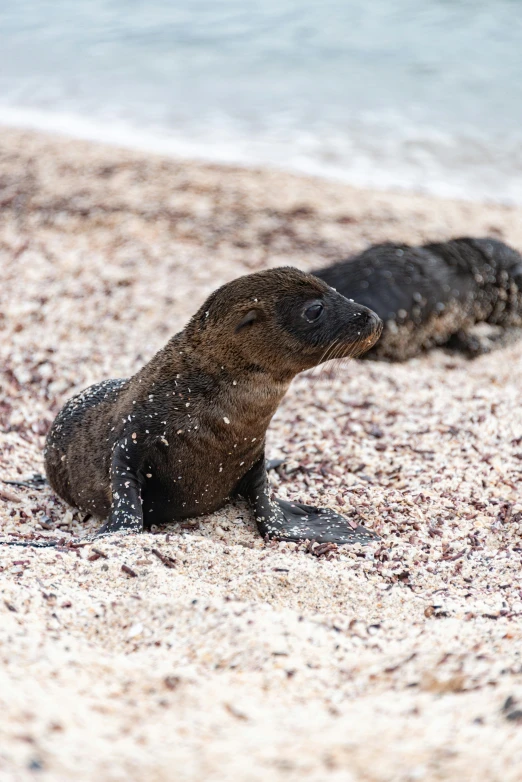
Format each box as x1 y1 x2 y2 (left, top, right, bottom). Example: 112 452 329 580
35 267 382 547
313 237 522 361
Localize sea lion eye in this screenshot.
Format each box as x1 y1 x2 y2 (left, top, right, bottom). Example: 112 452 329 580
303 302 324 322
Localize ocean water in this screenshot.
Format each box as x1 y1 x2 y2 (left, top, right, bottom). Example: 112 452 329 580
1 0 521 202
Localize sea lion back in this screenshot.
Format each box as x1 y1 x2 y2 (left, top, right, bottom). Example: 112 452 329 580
44 378 128 514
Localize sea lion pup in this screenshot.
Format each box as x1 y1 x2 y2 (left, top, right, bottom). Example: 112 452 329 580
44 268 382 545
313 237 522 361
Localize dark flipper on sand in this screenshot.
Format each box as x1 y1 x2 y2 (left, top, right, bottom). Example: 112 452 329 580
446 326 522 357
1 473 47 490
237 456 379 545
96 437 145 536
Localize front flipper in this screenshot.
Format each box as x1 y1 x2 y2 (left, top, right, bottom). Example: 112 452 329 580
272 498 379 544
96 438 145 537
237 456 379 545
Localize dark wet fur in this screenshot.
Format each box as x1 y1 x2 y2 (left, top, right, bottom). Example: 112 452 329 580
38 267 382 547
314 237 522 361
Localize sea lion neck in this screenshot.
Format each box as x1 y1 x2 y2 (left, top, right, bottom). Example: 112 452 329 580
170 328 298 385
131 332 293 416
171 332 294 419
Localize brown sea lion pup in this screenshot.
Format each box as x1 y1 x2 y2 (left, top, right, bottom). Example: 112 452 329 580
313 237 522 361
39 267 382 547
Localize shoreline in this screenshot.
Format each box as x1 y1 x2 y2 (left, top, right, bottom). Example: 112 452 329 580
1 127 522 781
1 108 521 206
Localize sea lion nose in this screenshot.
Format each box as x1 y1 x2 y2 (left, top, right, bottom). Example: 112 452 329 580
368 310 383 333
352 307 382 333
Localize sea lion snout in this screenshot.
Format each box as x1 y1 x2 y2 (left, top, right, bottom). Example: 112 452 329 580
344 302 382 332
356 306 382 337
344 307 383 353
327 289 383 353
357 308 384 352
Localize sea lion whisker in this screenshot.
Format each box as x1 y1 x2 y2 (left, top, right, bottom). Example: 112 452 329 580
320 338 341 365
323 340 358 388
323 339 342 365
350 335 368 359
308 338 343 386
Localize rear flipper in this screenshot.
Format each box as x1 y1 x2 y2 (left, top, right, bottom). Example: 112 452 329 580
446 326 522 357
1 473 47 490
265 457 285 471
237 456 379 545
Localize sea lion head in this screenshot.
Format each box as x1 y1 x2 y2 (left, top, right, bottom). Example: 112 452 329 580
187 267 382 378
466 238 522 324
463 238 522 288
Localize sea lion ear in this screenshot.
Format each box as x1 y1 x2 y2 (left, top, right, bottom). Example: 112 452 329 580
235 309 259 332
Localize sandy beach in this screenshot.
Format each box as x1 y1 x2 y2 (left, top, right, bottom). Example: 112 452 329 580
2 127 522 781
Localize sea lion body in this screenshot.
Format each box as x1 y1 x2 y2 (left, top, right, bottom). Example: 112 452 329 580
46 367 281 524
45 267 382 544
314 238 522 360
